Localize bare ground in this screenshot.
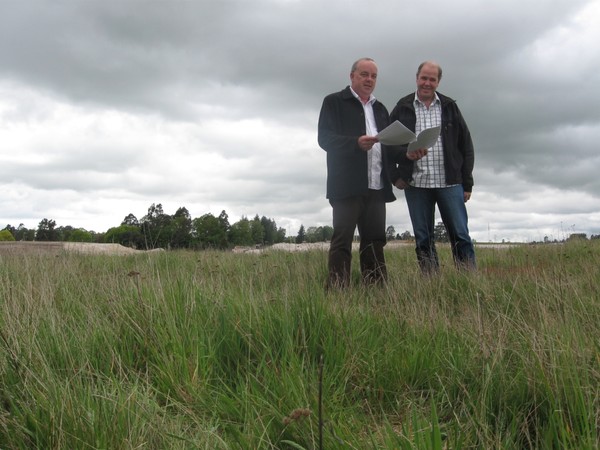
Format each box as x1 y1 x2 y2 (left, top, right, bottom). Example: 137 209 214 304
0 242 154 256
233 241 414 253
0 240 424 256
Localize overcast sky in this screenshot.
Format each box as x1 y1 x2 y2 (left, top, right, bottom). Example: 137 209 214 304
2 0 599 243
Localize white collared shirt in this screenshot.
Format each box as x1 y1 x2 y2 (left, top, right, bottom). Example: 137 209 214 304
350 87 383 190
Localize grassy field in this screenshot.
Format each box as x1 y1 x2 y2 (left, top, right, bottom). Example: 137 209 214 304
0 240 598 449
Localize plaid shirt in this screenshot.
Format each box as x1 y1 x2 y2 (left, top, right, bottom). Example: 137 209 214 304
411 93 453 188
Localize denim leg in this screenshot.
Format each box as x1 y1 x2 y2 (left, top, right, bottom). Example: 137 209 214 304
436 185 476 269
405 187 439 273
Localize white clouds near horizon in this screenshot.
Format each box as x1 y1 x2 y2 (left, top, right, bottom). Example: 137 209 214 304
1 0 599 242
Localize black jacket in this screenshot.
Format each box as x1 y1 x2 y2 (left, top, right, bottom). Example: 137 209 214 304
389 92 474 192
318 86 396 202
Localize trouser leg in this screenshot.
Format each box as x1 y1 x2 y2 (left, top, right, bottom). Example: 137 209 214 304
405 187 439 274
437 185 476 270
357 189 387 284
328 196 361 288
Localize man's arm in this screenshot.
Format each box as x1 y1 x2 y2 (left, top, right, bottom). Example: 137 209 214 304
456 106 474 193
317 95 363 154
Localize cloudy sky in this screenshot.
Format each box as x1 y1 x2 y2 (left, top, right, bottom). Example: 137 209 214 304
1 0 599 243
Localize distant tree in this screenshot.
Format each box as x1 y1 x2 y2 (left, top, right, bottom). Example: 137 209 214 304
56 225 74 241
104 225 143 248
591 234 600 240
2 225 17 240
140 203 171 249
121 213 139 226
14 224 35 241
170 207 192 249
0 229 15 241
433 222 449 243
386 225 396 241
192 213 228 249
67 228 94 242
218 210 230 232
304 226 320 243
321 225 334 242
250 215 265 245
4 224 23 241
261 216 278 245
303 225 332 243
36 218 58 241
567 233 587 241
296 225 306 244
399 230 413 241
229 217 253 246
275 227 286 243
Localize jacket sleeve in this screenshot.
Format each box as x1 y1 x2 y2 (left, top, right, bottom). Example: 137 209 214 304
456 108 475 192
317 94 362 155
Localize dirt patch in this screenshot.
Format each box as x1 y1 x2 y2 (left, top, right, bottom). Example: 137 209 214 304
232 241 414 254
0 240 417 256
0 242 158 256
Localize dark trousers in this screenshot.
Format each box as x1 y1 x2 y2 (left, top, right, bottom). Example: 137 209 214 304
328 189 387 288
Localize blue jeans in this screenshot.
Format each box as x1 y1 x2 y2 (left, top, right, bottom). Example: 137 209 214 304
404 185 475 273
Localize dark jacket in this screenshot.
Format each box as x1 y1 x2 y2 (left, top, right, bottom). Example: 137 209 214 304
318 86 396 202
389 92 474 192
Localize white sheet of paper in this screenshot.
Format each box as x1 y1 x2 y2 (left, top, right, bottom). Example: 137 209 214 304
377 121 441 151
407 125 441 152
376 120 415 145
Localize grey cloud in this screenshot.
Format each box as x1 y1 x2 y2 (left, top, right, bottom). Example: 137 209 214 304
1 0 599 240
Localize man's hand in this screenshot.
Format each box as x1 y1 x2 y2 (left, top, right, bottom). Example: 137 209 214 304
406 148 428 161
358 135 379 151
394 179 409 190
464 191 472 202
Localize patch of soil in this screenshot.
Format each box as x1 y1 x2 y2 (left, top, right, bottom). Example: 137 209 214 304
0 242 149 256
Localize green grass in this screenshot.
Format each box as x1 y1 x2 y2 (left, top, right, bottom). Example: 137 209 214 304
1 241 599 449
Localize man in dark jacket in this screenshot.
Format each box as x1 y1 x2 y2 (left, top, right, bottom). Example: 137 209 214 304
389 61 476 273
318 57 396 288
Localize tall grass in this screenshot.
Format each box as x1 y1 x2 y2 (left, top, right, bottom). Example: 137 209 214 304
0 241 598 449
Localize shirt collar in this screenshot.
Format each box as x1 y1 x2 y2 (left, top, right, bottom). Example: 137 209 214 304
350 86 376 105
414 91 440 107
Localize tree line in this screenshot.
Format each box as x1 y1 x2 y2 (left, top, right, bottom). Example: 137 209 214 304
6 204 595 248
0 203 358 250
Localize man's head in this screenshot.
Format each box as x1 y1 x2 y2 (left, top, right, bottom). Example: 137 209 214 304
350 58 378 102
416 61 442 103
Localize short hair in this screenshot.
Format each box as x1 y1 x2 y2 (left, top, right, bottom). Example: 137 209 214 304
417 61 442 81
351 57 376 73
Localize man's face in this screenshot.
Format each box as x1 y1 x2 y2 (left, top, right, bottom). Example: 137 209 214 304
416 63 440 102
350 60 378 101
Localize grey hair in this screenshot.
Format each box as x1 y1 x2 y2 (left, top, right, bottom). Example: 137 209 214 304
417 61 442 81
351 57 376 73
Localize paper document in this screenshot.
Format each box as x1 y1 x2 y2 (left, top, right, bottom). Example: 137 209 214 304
376 120 441 151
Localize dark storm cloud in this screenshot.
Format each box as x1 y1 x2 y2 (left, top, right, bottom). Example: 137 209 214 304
1 0 599 239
